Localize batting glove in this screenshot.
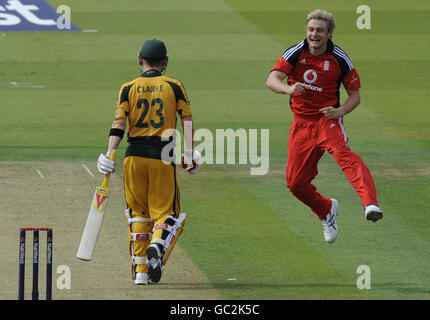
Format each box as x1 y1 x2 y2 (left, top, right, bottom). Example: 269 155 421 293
97 152 115 175
181 149 202 175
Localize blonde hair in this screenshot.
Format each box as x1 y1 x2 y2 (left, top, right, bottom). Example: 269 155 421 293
307 9 336 34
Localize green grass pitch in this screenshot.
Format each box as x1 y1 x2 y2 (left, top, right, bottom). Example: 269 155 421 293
1 0 430 299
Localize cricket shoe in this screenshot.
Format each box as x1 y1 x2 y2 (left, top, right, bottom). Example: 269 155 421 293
134 272 148 285
322 199 339 244
146 244 163 283
365 204 383 222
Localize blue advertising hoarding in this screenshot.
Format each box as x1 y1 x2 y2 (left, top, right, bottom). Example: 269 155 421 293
0 0 80 31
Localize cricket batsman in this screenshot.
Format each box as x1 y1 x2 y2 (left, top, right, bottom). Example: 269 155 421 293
266 10 383 244
97 39 201 285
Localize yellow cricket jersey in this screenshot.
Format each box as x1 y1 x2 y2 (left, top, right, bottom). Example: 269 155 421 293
114 70 192 160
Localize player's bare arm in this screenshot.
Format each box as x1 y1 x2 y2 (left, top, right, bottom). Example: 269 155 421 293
320 89 360 119
108 118 127 152
180 115 201 174
97 118 126 175
180 115 194 150
266 70 306 95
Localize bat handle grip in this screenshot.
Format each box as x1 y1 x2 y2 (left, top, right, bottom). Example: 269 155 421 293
108 149 117 161
100 149 117 189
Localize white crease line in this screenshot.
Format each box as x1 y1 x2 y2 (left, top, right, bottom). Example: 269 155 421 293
2 81 45 88
81 163 95 178
36 169 45 178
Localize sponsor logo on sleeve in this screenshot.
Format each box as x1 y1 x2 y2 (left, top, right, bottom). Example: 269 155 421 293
0 0 80 31
351 75 359 83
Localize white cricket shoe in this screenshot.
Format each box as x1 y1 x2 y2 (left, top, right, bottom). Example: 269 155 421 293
365 204 383 222
135 272 148 285
322 199 339 244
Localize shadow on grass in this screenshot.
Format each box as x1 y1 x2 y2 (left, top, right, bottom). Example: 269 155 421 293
157 281 430 295
370 283 430 295
213 282 430 297
151 283 218 291
154 282 356 291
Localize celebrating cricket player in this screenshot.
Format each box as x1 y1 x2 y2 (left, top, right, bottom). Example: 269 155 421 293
97 39 201 285
266 10 383 244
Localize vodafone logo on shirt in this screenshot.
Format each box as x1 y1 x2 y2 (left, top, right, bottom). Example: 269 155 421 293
303 69 323 92
303 69 317 84
0 0 80 31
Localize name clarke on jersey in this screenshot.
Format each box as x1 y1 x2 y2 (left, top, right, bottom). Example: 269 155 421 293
136 85 164 93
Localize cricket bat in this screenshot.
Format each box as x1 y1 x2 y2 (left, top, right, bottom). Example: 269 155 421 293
77 150 117 261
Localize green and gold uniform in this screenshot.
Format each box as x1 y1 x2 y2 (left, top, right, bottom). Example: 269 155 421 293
114 70 191 277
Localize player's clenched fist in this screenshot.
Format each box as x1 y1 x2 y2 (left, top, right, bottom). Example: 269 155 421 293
287 82 306 95
320 106 344 119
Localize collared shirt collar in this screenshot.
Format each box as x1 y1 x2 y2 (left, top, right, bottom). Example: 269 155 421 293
141 69 162 77
303 38 334 54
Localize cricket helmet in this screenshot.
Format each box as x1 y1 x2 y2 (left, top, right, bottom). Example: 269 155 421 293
139 39 168 59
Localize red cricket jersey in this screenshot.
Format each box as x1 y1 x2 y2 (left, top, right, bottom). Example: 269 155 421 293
271 39 361 116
